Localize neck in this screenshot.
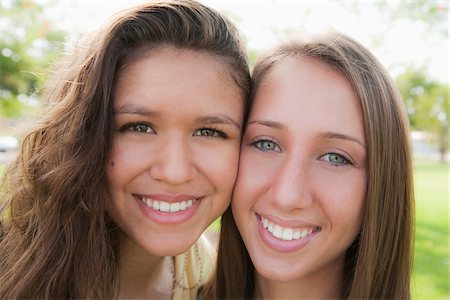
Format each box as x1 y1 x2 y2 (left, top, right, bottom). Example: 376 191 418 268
117 238 174 299
254 259 344 299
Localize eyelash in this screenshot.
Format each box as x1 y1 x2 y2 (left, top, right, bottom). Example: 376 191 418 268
250 137 281 152
194 127 228 139
119 123 227 138
249 137 353 167
319 152 353 167
120 122 155 134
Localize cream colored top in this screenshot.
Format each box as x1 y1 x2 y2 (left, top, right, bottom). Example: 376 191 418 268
172 234 216 300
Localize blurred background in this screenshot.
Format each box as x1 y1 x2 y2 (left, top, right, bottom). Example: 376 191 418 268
0 0 448 299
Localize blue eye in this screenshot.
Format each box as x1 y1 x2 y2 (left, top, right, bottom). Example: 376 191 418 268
194 128 227 138
252 139 281 152
321 153 351 166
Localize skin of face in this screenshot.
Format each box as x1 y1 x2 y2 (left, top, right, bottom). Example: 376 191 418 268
232 56 367 297
107 47 243 258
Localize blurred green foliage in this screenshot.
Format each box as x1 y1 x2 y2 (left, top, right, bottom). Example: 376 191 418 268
375 0 448 35
397 68 449 161
0 0 65 117
339 1 449 159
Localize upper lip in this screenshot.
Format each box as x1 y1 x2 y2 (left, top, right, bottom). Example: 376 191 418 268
257 213 319 228
136 193 200 202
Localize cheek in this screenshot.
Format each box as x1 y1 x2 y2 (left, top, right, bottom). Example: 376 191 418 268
316 170 366 229
107 138 151 185
232 151 278 210
198 144 241 193
105 146 122 210
106 145 119 187
106 143 128 190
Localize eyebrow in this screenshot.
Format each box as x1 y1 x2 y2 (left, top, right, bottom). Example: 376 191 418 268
247 120 285 130
114 104 241 130
248 120 365 148
319 132 366 148
196 115 242 130
114 104 161 117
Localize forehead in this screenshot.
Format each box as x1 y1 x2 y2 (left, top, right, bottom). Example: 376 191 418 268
255 56 357 107
113 47 244 119
250 56 364 138
262 56 353 93
117 47 242 97
117 46 237 88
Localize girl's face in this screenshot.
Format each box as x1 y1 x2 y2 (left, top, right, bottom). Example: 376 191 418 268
232 57 367 285
107 47 243 256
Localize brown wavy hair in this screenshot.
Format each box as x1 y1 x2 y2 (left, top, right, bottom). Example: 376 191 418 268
209 33 414 299
0 1 250 298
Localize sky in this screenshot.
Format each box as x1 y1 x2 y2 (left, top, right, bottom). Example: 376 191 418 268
39 0 450 83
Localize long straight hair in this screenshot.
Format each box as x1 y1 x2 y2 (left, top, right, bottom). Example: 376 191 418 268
211 33 414 299
0 1 250 298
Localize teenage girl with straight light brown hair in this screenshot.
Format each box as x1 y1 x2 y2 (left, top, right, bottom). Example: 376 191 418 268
206 32 414 299
0 1 250 298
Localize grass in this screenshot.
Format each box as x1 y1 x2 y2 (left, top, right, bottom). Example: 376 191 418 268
412 160 449 300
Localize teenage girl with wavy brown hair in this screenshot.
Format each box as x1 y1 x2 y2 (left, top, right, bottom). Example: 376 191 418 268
0 1 250 298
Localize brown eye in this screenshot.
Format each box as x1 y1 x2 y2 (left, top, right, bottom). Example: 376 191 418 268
126 124 155 133
194 128 226 138
197 128 216 136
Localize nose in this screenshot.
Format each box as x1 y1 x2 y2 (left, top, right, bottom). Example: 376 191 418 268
269 154 313 211
149 136 196 185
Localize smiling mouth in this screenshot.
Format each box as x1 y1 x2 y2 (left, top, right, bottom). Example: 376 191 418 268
137 196 197 213
258 214 321 241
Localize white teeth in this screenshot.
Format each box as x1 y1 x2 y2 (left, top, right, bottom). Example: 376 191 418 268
282 228 294 241
153 200 160 210
141 197 195 213
180 201 187 210
170 202 180 212
260 216 316 241
263 218 269 228
273 225 283 239
160 201 170 212
300 229 308 238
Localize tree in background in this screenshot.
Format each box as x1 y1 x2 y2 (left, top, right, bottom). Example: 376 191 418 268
351 1 449 161
0 0 65 117
397 68 449 162
379 0 448 161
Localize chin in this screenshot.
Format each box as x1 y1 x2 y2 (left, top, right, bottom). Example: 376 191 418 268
136 233 200 257
146 242 193 257
251 255 304 282
258 266 300 282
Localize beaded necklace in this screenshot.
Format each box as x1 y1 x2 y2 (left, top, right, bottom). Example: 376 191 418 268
170 242 203 291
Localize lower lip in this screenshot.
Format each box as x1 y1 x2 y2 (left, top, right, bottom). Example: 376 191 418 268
135 196 200 224
257 215 319 253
